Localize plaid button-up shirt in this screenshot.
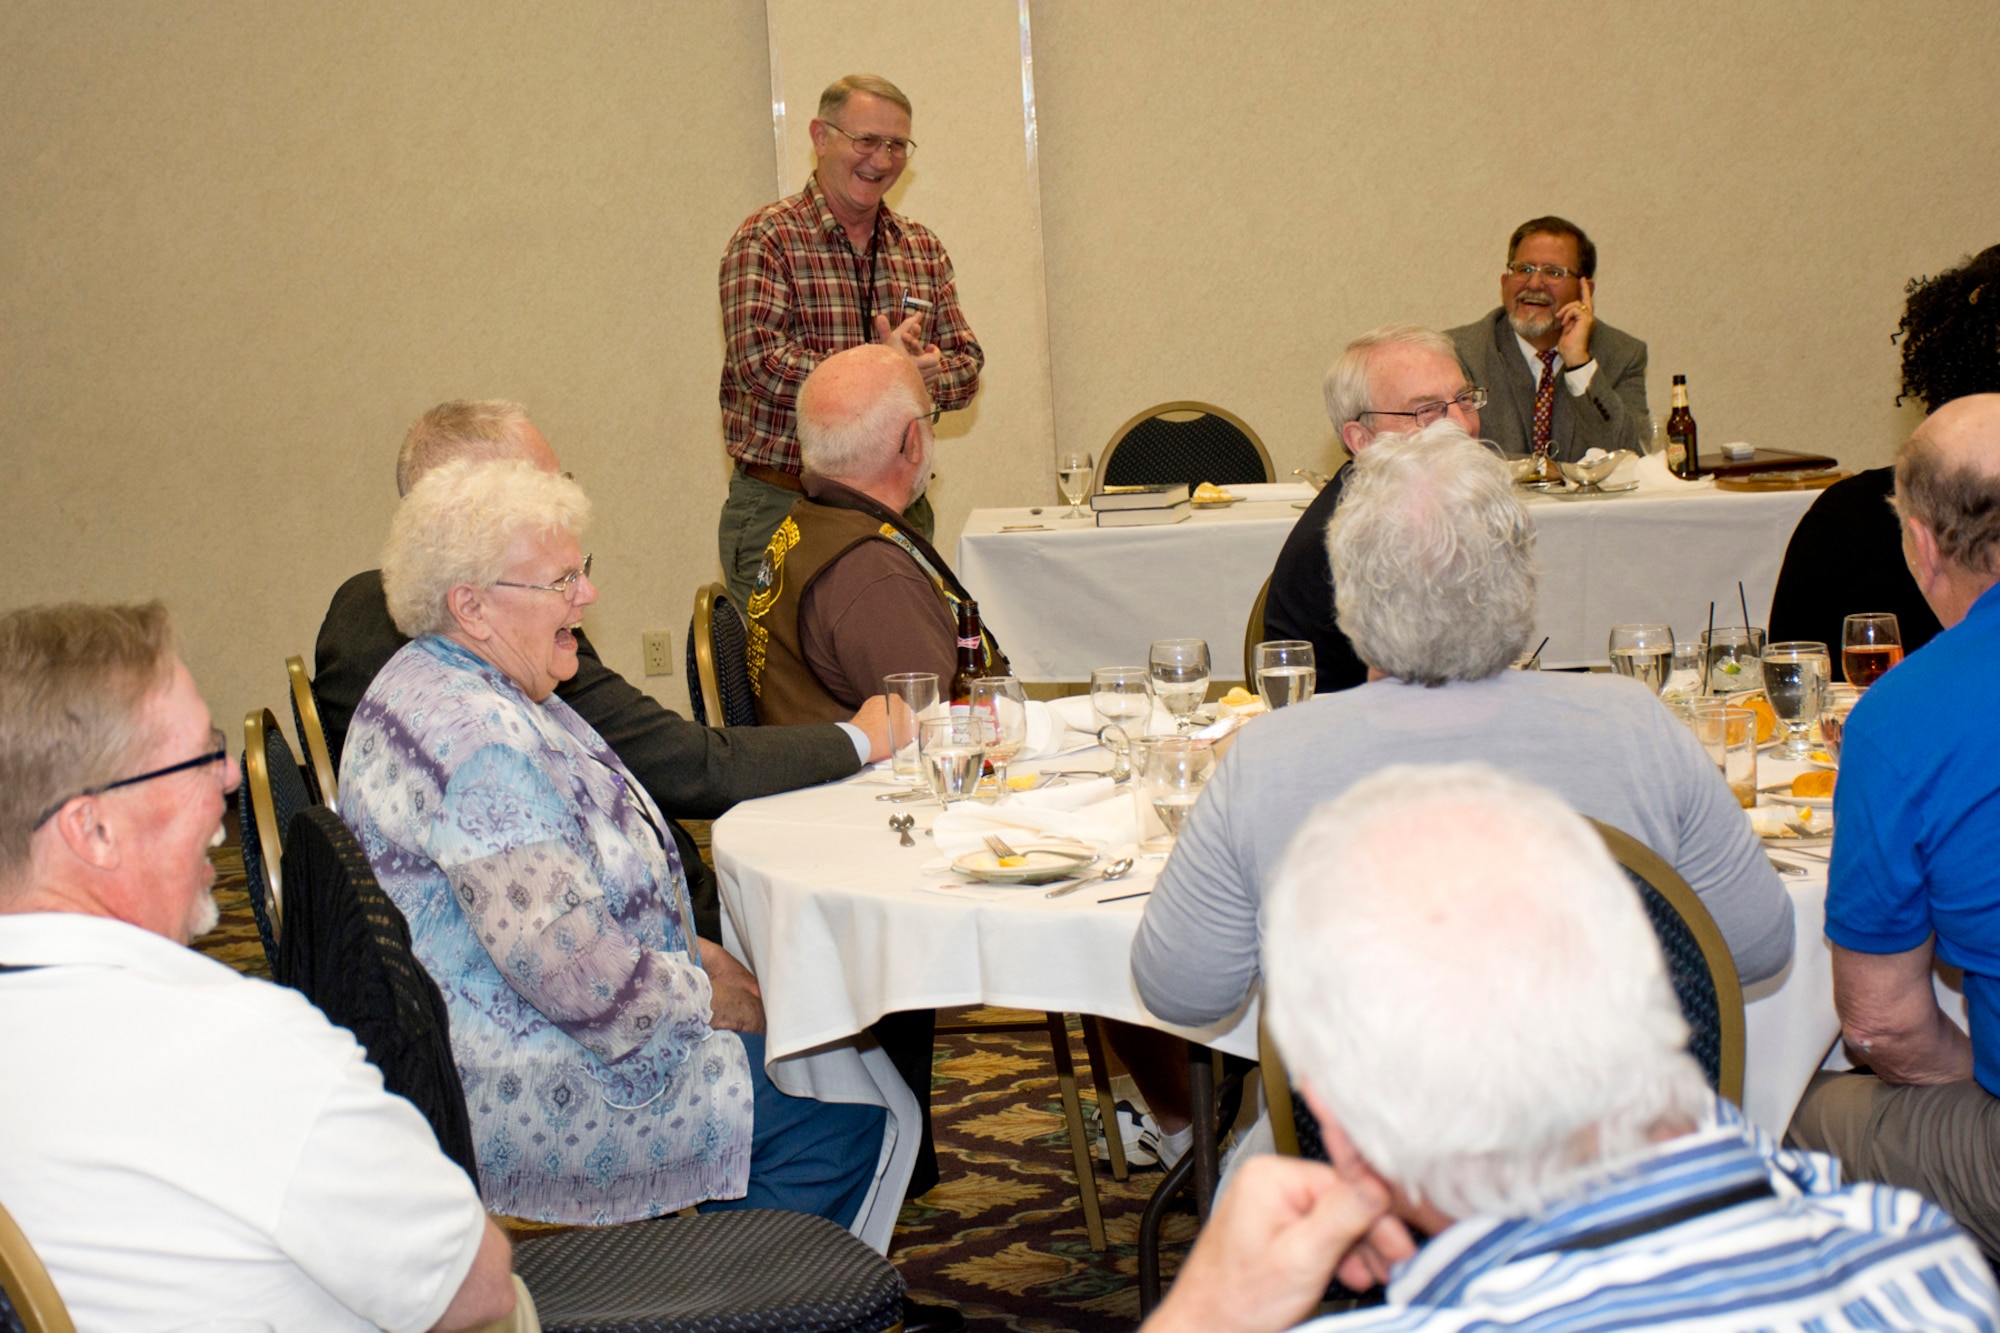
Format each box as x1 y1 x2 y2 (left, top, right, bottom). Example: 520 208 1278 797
719 176 983 474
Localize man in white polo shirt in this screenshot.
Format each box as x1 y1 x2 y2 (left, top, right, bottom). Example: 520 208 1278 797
0 601 515 1331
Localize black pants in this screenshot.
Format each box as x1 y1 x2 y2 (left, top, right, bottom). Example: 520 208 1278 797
870 1008 940 1200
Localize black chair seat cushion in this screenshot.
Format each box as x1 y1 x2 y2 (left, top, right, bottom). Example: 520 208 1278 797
513 1210 904 1333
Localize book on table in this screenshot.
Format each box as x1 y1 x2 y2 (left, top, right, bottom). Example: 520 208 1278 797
1096 503 1192 528
1090 483 1191 512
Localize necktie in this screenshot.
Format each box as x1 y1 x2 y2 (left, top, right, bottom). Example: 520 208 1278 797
1532 349 1560 454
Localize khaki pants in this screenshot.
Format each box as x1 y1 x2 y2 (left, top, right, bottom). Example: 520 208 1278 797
1788 1069 2000 1257
717 467 936 607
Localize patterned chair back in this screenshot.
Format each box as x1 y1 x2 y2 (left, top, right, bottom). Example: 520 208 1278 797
240 708 313 963
689 583 759 728
1099 401 1273 490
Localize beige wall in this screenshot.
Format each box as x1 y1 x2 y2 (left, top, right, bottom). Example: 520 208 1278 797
4 1 1997 736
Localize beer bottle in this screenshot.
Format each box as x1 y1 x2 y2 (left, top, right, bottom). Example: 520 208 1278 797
1666 375 1700 480
948 598 984 713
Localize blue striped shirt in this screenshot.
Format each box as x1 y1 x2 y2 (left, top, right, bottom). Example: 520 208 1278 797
1308 1101 1997 1331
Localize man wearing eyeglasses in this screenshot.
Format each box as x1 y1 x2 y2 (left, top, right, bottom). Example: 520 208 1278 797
1445 216 1649 464
717 73 984 608
1262 326 1485 699
0 602 517 1331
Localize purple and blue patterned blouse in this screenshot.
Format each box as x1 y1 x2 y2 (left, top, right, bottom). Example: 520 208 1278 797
340 635 753 1223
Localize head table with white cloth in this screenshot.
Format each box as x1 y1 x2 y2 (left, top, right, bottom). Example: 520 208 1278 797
957 458 1822 678
713 697 1904 1246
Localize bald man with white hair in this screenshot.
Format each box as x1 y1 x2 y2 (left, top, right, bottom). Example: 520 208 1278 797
1142 764 1995 1333
1791 393 2000 1258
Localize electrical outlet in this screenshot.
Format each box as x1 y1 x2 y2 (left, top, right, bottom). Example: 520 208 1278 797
642 630 674 677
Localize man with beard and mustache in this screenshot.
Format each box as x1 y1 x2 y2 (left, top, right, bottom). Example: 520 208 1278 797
1446 216 1649 463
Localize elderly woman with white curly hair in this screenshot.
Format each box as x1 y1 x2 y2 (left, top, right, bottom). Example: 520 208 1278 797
339 459 884 1228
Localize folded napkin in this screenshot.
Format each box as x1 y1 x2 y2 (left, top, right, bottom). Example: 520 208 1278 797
1046 694 1176 738
1227 482 1316 503
931 780 1138 858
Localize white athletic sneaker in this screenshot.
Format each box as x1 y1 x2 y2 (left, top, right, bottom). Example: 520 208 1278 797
1093 1100 1194 1170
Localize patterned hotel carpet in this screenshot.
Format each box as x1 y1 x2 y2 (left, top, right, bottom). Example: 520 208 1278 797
196 850 1197 1330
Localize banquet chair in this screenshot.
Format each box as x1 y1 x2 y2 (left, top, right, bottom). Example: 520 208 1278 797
1097 402 1273 490
686 583 757 728
277 806 906 1333
287 654 339 805
239 708 314 963
1241 576 1271 682
0 1198 75 1333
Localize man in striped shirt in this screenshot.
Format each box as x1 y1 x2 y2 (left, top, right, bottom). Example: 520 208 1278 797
716 73 983 606
1145 764 1997 1333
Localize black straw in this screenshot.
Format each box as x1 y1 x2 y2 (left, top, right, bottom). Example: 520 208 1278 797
1738 582 1752 631
1703 602 1717 695
1526 636 1550 668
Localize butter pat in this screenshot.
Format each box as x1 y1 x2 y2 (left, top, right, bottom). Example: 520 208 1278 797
1721 441 1755 461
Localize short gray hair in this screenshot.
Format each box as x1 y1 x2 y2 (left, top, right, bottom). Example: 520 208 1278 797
797 364 925 483
0 602 177 879
382 460 592 639
1330 424 1536 683
1323 325 1460 428
1896 431 2000 577
1264 762 1708 1219
818 74 912 121
395 400 535 496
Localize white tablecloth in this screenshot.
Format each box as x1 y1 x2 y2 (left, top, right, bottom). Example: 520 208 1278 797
957 466 1822 678
712 764 1256 1250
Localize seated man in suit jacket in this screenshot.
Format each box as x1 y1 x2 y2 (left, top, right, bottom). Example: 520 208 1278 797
1446 216 1649 464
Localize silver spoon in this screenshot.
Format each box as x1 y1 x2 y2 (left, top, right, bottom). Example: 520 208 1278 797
889 813 916 847
1044 857 1135 898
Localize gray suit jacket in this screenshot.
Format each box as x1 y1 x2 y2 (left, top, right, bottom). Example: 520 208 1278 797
1447 308 1649 463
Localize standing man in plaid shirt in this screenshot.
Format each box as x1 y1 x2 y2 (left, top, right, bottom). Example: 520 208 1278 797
717 73 984 606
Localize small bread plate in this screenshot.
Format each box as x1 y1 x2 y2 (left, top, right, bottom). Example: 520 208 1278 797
952 847 1098 885
1551 480 1641 501
1763 790 1833 813
1189 495 1241 509
1749 803 1832 847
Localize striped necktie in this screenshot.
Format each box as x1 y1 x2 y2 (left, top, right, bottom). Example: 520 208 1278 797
1533 348 1560 453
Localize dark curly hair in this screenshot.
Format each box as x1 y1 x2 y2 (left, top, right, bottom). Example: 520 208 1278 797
1897 244 2000 411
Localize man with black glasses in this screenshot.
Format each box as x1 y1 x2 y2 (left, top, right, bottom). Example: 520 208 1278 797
717 73 983 606
1447 215 1649 463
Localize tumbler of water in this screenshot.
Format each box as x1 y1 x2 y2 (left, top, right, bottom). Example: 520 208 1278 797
1141 737 1215 843
918 715 986 806
1759 641 1830 760
1607 623 1675 695
1149 638 1212 732
1252 640 1317 709
1700 626 1767 694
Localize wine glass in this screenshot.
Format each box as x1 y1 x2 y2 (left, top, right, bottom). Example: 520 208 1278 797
1149 638 1211 732
917 715 986 807
969 677 1028 795
1760 641 1831 760
1141 737 1215 847
1090 665 1154 736
1252 640 1316 709
1058 449 1095 519
1841 613 1903 688
1607 623 1675 695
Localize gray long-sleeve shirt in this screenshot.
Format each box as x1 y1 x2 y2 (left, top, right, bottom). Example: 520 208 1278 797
1132 671 1795 1026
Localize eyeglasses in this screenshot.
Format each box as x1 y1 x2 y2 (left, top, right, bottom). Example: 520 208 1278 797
822 122 917 160
1359 388 1488 428
33 727 230 829
495 553 593 601
1504 262 1581 282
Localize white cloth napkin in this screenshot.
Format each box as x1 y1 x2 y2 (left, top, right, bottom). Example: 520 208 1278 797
1227 482 1315 503
930 780 1137 858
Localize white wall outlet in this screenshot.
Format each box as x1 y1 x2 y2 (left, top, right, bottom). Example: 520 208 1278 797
642 630 674 676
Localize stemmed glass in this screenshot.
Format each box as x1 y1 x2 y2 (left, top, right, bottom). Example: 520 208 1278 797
1090 665 1154 736
1607 623 1675 695
1141 737 1215 847
917 715 986 807
1841 613 1902 689
969 677 1028 795
1252 640 1316 709
1149 638 1212 733
1058 450 1095 519
1760 641 1831 760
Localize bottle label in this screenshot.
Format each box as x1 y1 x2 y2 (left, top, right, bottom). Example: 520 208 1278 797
1667 432 1692 473
957 636 980 651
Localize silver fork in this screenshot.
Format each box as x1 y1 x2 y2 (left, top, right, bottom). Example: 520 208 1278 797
983 833 1022 860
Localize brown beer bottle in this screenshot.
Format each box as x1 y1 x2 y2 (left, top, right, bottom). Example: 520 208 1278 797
1666 375 1700 480
948 598 984 713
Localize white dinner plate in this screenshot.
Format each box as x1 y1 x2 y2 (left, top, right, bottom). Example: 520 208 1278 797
952 847 1098 886
1764 791 1833 812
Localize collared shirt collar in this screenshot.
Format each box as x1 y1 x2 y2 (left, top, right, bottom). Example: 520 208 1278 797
0 910 228 984
804 174 904 255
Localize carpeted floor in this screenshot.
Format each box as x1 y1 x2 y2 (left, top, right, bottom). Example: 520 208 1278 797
198 849 1197 1330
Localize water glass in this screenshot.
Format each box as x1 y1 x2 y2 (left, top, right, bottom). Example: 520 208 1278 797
1841 612 1903 688
883 672 940 782
1607 623 1675 695
1700 626 1767 695
1090 664 1154 735
917 715 986 806
969 677 1028 796
1253 640 1317 709
1058 449 1095 518
1821 684 1861 764
1140 737 1215 845
1149 638 1212 732
1759 641 1831 759
1690 701 1757 808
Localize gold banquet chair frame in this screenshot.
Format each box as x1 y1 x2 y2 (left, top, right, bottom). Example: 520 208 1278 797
0 1197 75 1333
287 654 338 805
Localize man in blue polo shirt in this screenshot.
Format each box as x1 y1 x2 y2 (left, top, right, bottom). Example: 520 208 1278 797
1789 392 2000 1257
